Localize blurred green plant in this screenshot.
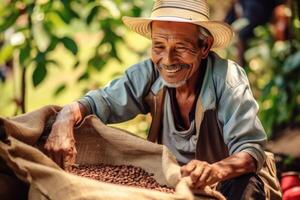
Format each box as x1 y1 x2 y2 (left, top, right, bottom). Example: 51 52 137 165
244 1 300 137
0 0 143 114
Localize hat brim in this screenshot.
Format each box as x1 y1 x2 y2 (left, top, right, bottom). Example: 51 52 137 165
122 16 234 50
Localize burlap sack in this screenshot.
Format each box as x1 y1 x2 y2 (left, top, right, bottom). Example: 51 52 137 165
0 105 225 200
258 152 282 200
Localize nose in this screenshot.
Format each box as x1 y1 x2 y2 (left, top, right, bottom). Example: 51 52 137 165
162 48 177 66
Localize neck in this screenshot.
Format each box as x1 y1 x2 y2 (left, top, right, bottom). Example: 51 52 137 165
175 67 200 97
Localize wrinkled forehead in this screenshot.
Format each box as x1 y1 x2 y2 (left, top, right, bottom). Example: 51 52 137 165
151 21 199 42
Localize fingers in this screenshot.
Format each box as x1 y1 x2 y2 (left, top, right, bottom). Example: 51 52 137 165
44 134 76 168
190 163 205 183
45 144 76 168
43 107 78 169
181 160 197 177
181 160 217 189
63 146 77 171
44 141 64 167
195 166 212 188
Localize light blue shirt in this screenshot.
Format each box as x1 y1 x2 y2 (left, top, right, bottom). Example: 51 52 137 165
78 52 267 171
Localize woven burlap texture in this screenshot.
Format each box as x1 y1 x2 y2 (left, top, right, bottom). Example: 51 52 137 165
0 105 225 200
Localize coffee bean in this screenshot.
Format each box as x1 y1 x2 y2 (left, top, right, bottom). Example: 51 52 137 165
68 164 174 193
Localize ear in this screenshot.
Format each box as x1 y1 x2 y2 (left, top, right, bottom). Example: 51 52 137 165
200 36 213 59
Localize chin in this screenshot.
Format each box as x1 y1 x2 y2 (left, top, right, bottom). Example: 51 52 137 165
162 79 187 88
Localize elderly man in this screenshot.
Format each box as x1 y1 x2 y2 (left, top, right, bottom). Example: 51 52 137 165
45 0 271 199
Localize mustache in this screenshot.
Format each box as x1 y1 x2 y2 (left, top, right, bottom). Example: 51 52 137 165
157 63 190 70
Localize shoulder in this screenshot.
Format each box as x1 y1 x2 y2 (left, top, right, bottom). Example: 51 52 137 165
209 52 249 89
125 59 158 78
121 59 163 96
126 59 163 95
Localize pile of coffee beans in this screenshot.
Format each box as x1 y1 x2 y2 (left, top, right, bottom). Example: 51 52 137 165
68 164 174 193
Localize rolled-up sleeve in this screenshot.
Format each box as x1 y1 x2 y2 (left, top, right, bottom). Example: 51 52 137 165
78 59 155 124
216 65 267 172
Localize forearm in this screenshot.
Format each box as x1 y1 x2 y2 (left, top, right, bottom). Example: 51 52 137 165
45 101 88 168
55 102 89 125
212 151 257 181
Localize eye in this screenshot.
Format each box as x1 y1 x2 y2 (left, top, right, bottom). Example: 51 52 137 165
153 45 165 49
175 46 188 53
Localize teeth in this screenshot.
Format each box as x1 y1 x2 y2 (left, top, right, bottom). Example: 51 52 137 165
166 68 181 73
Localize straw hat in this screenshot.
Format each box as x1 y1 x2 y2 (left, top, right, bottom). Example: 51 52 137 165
122 0 234 49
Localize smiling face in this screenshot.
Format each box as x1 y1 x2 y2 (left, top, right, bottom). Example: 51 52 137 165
151 21 211 88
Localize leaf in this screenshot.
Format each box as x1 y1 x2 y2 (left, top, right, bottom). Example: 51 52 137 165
111 42 121 62
0 44 14 64
46 36 59 52
19 44 31 67
260 80 274 100
78 71 89 81
35 52 46 64
66 6 80 19
32 63 47 87
283 51 300 73
54 83 66 96
41 1 53 13
86 6 99 25
61 0 70 7
54 10 72 24
88 56 106 71
73 60 80 69
61 2 80 20
0 10 19 32
48 11 68 26
61 37 78 55
131 5 142 17
26 3 35 15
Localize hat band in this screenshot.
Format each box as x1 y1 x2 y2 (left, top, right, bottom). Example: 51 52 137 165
151 7 209 21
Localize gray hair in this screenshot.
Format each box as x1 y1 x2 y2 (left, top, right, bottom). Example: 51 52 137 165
198 26 212 47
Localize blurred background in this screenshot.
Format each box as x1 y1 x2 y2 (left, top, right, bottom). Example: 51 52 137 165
0 0 299 176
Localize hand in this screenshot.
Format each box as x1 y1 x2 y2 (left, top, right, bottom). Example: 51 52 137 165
44 119 77 170
44 103 83 170
181 160 221 189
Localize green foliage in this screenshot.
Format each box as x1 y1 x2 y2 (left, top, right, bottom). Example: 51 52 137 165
54 83 66 96
244 4 300 137
60 36 78 55
0 0 143 113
